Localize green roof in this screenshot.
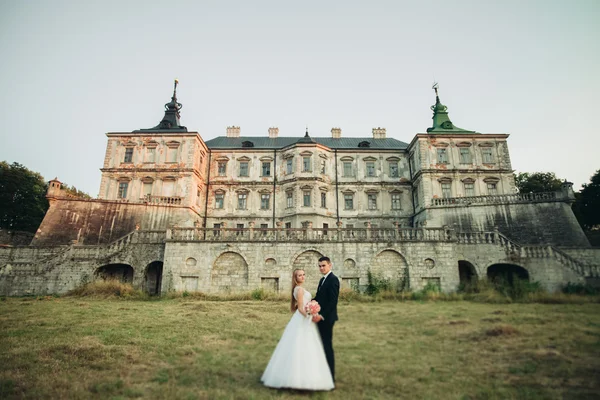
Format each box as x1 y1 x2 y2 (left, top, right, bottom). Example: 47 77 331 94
204 136 409 150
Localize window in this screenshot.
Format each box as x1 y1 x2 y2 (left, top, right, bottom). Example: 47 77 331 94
464 183 475 197
239 161 249 177
303 190 311 207
441 182 452 198
410 155 417 173
262 162 271 177
301 221 310 229
343 161 353 177
344 194 354 210
482 148 494 164
414 188 419 206
237 193 247 209
124 148 133 163
368 194 377 210
167 147 177 163
118 182 128 199
321 192 327 208
286 158 293 174
366 161 376 177
459 148 472 164
303 157 311 172
145 147 156 163
389 162 398 177
392 193 401 210
260 223 268 235
286 191 293 208
261 193 270 209
437 148 448 164
320 160 326 174
213 223 221 236
487 182 498 195
236 223 244 236
143 181 153 197
285 222 292 230
323 223 328 236
218 161 227 176
215 193 224 209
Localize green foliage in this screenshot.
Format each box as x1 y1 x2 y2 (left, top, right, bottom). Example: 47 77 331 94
61 183 92 199
0 161 49 232
365 270 393 295
573 169 600 230
514 171 563 193
562 282 599 296
251 288 266 300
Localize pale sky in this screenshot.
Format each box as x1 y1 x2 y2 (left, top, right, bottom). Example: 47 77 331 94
1 0 598 196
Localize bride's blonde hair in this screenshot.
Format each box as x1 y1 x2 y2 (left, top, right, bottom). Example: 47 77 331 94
290 269 303 313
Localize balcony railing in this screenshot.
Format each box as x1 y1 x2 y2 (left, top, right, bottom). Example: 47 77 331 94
431 191 562 207
145 195 183 205
168 227 453 243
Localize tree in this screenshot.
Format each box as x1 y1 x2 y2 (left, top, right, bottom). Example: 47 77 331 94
0 162 49 232
573 169 600 231
514 172 563 193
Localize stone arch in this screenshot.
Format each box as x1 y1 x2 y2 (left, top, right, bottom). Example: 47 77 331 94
211 252 248 292
371 250 409 290
487 263 529 284
458 260 478 285
95 263 134 283
292 249 324 294
144 261 163 295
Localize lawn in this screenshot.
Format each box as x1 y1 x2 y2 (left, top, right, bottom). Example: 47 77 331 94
0 297 599 399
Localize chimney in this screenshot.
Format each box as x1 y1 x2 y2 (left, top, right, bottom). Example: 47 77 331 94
268 127 279 138
331 127 342 138
372 127 386 139
226 126 241 138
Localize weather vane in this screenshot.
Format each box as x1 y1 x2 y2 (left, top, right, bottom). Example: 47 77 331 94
432 81 439 96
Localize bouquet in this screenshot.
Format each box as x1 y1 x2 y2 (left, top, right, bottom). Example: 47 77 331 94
305 300 323 320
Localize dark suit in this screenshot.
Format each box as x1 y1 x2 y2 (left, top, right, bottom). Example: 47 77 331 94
314 272 339 381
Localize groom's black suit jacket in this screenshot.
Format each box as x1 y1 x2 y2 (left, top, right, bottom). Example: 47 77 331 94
314 272 339 323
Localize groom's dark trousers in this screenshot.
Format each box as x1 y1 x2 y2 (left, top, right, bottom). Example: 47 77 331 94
314 272 340 382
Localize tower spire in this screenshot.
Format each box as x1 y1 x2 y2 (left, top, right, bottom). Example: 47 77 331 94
133 79 188 132
426 83 474 133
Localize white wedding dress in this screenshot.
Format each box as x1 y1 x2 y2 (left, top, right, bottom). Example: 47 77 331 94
261 286 335 391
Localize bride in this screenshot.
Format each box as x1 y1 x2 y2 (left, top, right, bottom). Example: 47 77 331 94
261 269 335 391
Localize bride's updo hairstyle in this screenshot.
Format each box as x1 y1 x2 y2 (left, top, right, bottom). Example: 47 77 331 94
290 269 303 313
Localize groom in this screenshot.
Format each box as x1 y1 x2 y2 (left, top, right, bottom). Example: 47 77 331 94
312 256 340 382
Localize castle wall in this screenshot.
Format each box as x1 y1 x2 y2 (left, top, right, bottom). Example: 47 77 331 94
415 201 590 247
31 198 201 246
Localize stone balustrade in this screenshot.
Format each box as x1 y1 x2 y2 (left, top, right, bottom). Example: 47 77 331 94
146 196 183 205
167 227 453 243
431 191 561 207
457 230 599 277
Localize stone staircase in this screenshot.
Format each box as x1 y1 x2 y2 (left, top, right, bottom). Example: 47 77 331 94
456 231 599 278
0 230 166 278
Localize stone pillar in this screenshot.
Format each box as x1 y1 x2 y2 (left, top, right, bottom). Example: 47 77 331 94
365 221 371 239
336 221 343 241
249 221 255 240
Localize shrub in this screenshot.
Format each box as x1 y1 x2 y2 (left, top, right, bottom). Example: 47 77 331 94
365 270 394 296
562 282 599 296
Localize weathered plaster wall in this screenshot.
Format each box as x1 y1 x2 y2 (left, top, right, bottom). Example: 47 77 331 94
416 202 589 247
32 198 201 246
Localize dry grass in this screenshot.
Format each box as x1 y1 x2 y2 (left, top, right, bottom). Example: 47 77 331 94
1 298 599 399
65 280 146 299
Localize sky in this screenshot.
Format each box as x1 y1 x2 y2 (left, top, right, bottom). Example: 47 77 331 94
0 0 598 196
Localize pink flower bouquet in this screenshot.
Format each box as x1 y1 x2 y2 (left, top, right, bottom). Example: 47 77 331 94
305 300 323 320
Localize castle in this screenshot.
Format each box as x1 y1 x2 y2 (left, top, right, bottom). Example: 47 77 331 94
1 82 597 296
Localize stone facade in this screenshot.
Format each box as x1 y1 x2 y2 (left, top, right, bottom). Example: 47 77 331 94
1 85 597 296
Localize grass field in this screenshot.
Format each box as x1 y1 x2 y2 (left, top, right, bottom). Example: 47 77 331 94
1 296 599 399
